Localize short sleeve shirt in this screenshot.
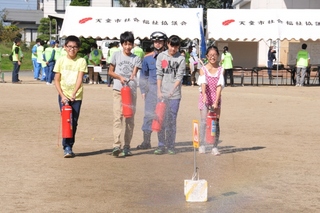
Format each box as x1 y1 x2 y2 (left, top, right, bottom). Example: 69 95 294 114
111 51 142 91
53 56 88 100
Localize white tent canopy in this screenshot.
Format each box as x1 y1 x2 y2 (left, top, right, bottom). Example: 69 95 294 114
207 9 320 41
60 6 203 40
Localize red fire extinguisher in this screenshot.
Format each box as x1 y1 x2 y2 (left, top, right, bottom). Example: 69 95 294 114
152 99 166 132
61 101 73 138
121 80 133 118
206 107 217 144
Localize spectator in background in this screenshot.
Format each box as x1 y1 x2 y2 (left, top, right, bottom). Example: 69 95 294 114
132 39 145 86
54 40 62 61
88 43 103 84
11 37 23 84
267 46 276 80
221 46 234 86
43 40 56 85
32 38 41 80
37 40 45 81
295 43 310 87
107 42 121 87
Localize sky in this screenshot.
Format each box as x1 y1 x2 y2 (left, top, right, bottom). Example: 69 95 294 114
0 0 37 11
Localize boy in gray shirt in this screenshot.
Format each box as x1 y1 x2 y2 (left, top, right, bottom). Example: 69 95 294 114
108 31 142 157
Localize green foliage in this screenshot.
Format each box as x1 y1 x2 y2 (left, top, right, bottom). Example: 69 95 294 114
38 18 57 42
0 25 22 43
70 0 90 6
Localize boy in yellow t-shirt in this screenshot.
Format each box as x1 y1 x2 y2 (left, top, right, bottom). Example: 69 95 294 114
53 35 88 158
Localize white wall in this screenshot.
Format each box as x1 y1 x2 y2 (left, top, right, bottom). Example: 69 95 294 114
235 0 320 66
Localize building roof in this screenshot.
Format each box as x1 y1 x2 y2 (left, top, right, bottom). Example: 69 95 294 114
3 9 43 24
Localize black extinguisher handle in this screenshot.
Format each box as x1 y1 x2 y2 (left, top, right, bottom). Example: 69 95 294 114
63 99 70 105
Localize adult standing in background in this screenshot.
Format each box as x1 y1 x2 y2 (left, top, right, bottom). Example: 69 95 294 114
88 43 103 84
267 46 276 80
37 40 45 81
221 46 234 86
11 37 23 84
132 39 145 86
107 42 121 87
295 43 310 87
32 38 41 80
54 40 62 61
43 40 56 85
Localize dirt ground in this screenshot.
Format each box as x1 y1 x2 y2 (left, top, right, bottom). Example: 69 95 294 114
0 71 319 213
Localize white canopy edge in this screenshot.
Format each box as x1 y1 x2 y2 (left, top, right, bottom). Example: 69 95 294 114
60 6 203 40
207 9 320 41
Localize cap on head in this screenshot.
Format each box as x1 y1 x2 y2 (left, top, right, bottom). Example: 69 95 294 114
134 39 140 45
50 40 56 46
150 31 167 41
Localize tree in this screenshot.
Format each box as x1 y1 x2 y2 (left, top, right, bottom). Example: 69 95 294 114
0 25 22 43
70 0 90 6
37 18 57 42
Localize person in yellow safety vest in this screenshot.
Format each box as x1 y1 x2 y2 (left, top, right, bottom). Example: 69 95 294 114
32 38 42 80
43 40 56 85
132 39 145 87
54 40 62 61
221 46 234 86
11 37 23 83
295 43 310 87
107 42 121 87
36 40 45 81
87 43 103 84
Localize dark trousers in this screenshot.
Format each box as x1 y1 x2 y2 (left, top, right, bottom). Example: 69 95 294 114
224 68 234 86
58 96 82 149
12 62 20 82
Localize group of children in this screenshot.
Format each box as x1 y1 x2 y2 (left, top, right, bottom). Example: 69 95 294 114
53 32 224 158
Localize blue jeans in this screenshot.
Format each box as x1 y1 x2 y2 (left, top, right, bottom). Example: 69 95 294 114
141 83 157 132
12 61 20 82
267 60 273 76
157 99 181 148
58 96 82 150
46 61 55 83
32 58 41 79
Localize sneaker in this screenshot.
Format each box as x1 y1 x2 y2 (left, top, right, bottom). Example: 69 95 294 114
112 147 121 157
199 145 206 154
211 147 221 156
154 147 165 155
64 147 74 158
167 148 176 155
89 81 93 84
295 84 300 87
119 148 133 157
136 142 151 150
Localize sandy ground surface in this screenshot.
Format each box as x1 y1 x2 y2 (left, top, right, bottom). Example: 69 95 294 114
0 71 320 213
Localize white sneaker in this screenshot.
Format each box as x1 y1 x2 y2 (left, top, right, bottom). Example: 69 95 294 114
199 145 206 154
211 147 220 156
89 81 93 84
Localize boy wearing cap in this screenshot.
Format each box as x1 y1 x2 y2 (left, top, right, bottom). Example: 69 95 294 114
43 40 56 85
